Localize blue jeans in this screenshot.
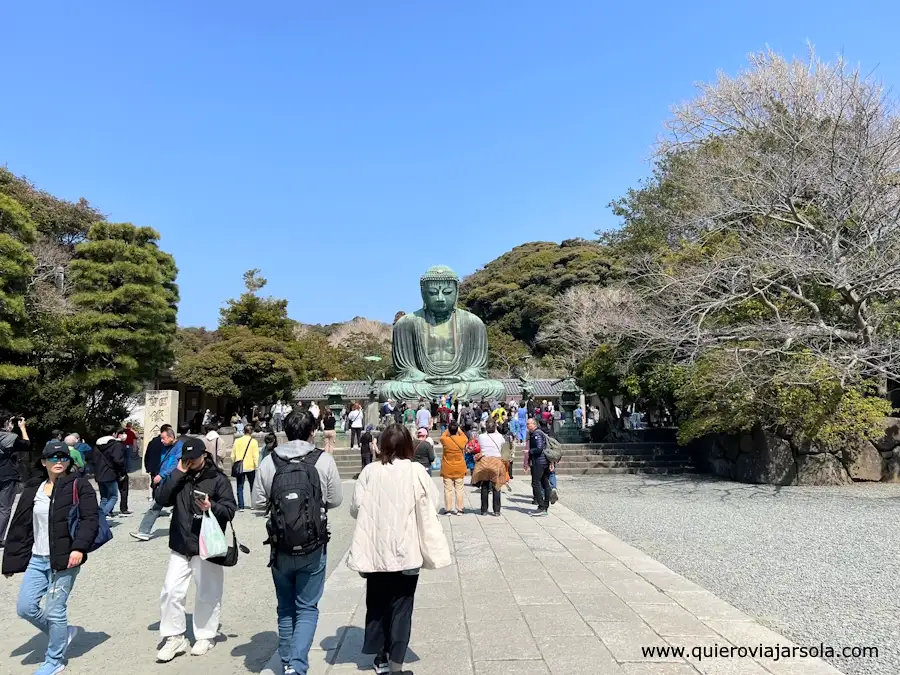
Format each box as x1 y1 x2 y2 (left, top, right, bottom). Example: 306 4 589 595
98 480 118 517
236 471 256 509
271 548 327 675
16 555 80 667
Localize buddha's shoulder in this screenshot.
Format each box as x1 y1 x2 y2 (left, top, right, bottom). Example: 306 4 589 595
453 307 485 326
395 311 427 327
395 308 485 327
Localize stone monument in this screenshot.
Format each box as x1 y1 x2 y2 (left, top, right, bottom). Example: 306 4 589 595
142 390 180 455
381 265 505 402
138 389 179 488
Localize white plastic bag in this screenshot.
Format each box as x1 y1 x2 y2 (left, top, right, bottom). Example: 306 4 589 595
199 511 228 559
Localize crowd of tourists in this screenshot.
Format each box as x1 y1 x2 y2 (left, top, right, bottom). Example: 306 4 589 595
0 395 565 675
0 410 447 675
350 395 564 518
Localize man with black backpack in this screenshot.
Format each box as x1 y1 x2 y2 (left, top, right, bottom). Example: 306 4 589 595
253 410 342 675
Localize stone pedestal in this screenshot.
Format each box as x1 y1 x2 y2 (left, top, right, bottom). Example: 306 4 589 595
142 390 180 474
365 401 380 429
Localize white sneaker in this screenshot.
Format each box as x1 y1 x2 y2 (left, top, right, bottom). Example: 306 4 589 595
156 635 189 662
66 625 80 650
130 532 150 541
190 639 215 656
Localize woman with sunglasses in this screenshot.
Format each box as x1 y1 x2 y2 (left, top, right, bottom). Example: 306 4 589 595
2 440 99 675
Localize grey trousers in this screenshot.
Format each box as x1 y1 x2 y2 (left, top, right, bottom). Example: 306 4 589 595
138 500 163 535
0 479 18 545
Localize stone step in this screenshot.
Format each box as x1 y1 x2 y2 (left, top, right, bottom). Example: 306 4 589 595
561 442 681 451
552 466 698 476
334 464 698 479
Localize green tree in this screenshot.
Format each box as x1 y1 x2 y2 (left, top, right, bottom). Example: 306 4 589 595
0 171 179 438
68 223 178 387
0 167 102 247
595 49 900 445
220 269 294 341
0 193 38 383
63 223 179 427
339 331 393 380
175 269 304 406
173 326 220 362
174 328 303 404
459 239 619 347
293 331 354 381
487 326 530 378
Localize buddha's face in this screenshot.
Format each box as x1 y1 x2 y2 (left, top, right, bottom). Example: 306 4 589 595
422 280 458 316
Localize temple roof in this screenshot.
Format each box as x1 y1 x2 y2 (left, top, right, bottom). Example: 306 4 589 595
295 379 567 401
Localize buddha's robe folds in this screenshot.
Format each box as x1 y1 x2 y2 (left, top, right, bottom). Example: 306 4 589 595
381 309 505 402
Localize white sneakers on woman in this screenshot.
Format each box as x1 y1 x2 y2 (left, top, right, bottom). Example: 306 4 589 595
157 635 189 662
156 635 215 661
190 639 215 656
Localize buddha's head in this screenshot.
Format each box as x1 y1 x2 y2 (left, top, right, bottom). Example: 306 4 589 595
420 265 459 321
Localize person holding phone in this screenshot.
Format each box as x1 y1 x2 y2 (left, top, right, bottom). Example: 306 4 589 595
153 437 236 663
1 414 30 547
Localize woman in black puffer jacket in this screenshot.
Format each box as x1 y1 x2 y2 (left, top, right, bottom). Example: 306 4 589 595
2 440 99 675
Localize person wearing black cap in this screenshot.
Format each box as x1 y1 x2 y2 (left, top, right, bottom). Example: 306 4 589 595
153 436 236 662
93 428 128 518
2 440 99 675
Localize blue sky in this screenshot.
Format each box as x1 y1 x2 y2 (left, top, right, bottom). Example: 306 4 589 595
3 1 899 328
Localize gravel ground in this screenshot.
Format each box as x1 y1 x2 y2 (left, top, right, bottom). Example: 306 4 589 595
558 473 900 675
1 480 357 675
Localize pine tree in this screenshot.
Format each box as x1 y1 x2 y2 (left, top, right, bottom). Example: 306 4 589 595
68 222 178 395
175 269 304 406
0 193 38 384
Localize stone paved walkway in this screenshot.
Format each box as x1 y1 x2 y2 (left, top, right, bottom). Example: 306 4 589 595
266 478 845 675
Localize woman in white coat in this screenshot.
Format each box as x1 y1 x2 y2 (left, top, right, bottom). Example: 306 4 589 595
347 424 451 675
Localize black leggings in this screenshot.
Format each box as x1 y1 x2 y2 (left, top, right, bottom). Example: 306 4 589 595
351 427 362 448
363 572 419 664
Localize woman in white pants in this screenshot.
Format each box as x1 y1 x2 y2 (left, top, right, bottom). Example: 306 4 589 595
153 438 236 662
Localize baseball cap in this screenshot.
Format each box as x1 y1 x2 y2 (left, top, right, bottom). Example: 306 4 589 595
180 437 207 461
416 427 428 438
42 440 71 459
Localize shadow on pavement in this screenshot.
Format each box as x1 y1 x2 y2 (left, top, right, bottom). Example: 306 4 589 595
321 626 420 667
231 631 277 672
11 630 111 666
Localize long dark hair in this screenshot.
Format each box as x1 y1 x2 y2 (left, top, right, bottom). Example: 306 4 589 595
379 423 414 464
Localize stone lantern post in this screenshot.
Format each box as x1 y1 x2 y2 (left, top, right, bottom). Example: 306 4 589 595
557 377 586 444
325 379 347 440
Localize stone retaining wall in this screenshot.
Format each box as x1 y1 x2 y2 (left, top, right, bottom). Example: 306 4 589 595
699 418 900 486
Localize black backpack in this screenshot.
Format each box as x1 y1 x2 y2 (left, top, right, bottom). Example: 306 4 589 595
264 450 329 556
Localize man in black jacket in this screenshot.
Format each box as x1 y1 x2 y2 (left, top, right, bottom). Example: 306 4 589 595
143 423 171 512
94 431 127 518
144 423 171 482
154 437 236 663
0 414 30 548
